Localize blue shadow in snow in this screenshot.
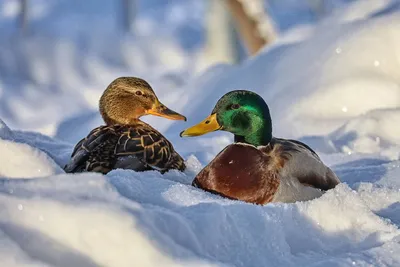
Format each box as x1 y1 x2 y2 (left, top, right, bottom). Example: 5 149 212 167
332 158 390 188
376 202 400 227
0 222 100 267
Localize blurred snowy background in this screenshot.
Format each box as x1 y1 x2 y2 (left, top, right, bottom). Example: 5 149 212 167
1 0 400 266
1 0 400 160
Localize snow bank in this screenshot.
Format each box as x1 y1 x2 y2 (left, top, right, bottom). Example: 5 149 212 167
0 192 206 267
0 139 63 178
0 120 63 178
0 159 399 266
0 122 399 266
328 108 400 159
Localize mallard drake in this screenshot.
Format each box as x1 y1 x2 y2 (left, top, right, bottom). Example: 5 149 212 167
64 77 186 174
180 90 340 204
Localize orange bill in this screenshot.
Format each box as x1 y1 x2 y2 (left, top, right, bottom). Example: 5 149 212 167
148 101 186 121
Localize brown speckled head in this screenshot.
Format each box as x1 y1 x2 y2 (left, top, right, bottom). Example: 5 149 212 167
99 77 186 125
193 143 280 205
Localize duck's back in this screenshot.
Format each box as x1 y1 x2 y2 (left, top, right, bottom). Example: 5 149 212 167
265 138 340 203
64 123 185 174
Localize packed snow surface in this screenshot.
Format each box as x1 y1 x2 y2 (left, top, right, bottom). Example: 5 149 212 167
1 0 400 266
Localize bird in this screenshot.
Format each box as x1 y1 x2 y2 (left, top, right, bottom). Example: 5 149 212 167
64 77 186 174
180 90 340 205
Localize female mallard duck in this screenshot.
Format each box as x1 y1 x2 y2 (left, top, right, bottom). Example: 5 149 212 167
64 77 186 174
180 90 340 204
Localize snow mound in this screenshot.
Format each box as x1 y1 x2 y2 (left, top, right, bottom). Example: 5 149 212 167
0 193 205 267
0 118 64 179
0 139 63 179
328 108 400 159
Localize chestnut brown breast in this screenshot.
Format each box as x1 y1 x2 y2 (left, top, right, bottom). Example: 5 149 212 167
193 143 280 204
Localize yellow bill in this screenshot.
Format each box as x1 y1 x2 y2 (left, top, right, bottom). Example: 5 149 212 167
180 113 221 137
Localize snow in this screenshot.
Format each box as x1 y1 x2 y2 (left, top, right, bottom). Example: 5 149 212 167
172 8 400 143
328 108 400 158
0 151 399 266
0 119 63 179
0 139 62 178
0 0 400 266
0 0 200 136
0 118 13 139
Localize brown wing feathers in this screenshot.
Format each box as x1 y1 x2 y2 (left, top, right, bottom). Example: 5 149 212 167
64 124 185 174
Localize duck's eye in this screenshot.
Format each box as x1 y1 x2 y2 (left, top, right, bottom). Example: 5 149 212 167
230 103 240 110
135 91 143 96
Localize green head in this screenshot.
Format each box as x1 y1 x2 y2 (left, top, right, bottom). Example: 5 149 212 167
180 90 273 146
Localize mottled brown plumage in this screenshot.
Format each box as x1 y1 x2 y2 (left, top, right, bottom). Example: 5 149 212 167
64 77 186 174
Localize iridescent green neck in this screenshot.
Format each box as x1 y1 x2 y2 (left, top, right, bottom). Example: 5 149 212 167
233 115 272 146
